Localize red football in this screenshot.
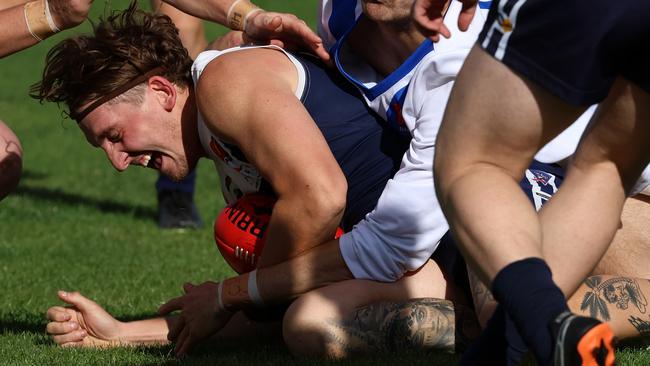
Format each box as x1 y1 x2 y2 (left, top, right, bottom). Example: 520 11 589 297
214 193 275 274
214 193 346 274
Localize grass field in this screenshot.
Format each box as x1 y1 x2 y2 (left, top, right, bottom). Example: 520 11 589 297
0 0 649 365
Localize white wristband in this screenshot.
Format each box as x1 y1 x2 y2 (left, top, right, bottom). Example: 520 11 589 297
247 270 264 306
44 0 61 32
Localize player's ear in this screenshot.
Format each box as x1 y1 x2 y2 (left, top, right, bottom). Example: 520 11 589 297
148 76 177 112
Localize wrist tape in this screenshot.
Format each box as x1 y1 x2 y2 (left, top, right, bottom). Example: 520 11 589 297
226 0 263 32
24 0 60 41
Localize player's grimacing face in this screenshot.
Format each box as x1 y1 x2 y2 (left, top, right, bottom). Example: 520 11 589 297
78 96 192 181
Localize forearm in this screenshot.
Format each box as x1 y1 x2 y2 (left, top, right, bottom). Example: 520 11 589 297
259 193 344 267
222 239 354 309
0 5 40 57
162 0 238 26
0 0 29 11
116 316 176 346
1 0 90 58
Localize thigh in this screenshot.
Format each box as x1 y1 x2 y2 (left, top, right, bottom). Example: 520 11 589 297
435 45 585 186
542 79 650 294
282 260 479 357
593 196 650 278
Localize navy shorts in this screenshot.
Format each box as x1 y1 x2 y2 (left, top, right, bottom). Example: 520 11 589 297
478 0 650 106
432 161 565 304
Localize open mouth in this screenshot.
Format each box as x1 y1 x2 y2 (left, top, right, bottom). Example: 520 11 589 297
136 152 163 170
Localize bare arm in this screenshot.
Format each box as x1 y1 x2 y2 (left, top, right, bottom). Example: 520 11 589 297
162 0 329 62
197 48 346 265
0 0 91 58
46 291 173 347
158 48 355 354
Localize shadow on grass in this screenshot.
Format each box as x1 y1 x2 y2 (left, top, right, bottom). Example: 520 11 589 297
14 184 156 221
0 313 462 365
0 318 44 335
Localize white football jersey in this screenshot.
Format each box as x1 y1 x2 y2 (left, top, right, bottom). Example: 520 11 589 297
332 2 490 281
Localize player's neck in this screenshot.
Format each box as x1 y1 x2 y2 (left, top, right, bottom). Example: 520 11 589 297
348 18 425 77
179 88 206 159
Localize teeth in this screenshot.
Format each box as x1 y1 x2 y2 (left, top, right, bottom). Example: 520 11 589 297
141 154 151 167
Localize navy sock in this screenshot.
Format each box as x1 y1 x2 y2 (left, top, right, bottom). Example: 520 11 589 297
460 306 507 366
505 312 529 365
492 257 568 365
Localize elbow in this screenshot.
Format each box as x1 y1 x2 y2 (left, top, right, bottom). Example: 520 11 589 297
313 176 347 225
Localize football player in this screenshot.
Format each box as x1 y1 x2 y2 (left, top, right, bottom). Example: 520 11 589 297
414 0 650 364
39 2 650 361
36 3 467 356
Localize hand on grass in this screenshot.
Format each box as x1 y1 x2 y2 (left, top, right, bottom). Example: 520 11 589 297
243 10 331 65
159 282 234 356
46 290 124 347
412 0 478 42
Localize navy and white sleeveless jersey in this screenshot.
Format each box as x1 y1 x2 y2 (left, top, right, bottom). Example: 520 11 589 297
192 46 408 231
479 0 650 106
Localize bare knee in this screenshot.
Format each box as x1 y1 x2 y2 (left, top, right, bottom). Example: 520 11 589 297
283 292 341 358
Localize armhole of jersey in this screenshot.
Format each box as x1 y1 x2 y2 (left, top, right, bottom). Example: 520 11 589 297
193 46 307 97
283 52 308 100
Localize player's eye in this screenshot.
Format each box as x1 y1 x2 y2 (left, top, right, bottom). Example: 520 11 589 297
107 131 121 143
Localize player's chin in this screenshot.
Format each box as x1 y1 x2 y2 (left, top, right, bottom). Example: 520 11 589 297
161 162 191 182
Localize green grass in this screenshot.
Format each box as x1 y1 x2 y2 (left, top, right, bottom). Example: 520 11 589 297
1 0 649 365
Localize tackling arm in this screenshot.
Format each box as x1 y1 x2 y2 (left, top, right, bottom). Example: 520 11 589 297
197 47 347 265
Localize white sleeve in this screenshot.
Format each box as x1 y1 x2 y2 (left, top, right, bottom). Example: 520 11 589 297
339 81 455 282
631 164 650 196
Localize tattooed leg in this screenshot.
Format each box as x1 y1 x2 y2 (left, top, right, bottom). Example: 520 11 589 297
467 266 497 328
325 298 479 357
283 260 477 358
568 275 650 340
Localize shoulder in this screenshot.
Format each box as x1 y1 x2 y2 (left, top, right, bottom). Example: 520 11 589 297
193 47 302 139
196 46 298 97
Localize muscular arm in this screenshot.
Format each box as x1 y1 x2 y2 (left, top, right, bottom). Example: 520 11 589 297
197 48 346 265
0 0 91 58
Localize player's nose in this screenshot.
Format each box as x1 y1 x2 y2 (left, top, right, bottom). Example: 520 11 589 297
104 146 130 172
